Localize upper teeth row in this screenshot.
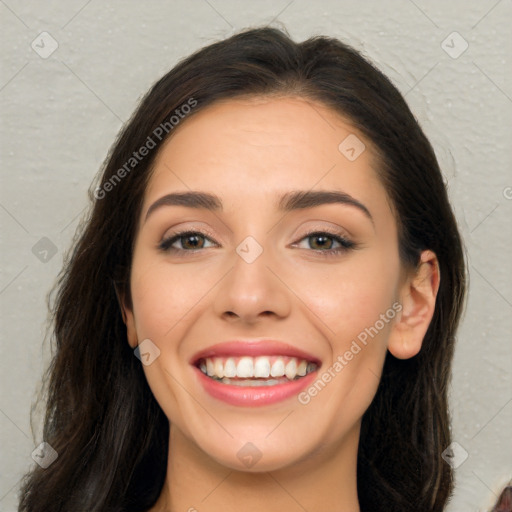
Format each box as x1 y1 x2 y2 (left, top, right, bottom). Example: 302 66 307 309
199 356 316 380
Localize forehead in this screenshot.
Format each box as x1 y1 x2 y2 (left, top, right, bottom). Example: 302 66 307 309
145 95 387 212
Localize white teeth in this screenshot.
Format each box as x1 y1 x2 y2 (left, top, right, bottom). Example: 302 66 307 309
221 377 281 386
254 357 271 378
223 357 237 378
285 358 297 380
297 359 307 377
214 358 224 379
270 358 285 377
206 358 215 377
236 357 253 378
198 355 318 383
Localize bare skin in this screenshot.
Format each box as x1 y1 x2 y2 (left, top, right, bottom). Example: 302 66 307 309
121 96 440 511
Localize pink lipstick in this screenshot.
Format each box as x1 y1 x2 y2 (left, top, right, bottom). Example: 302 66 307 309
191 340 321 407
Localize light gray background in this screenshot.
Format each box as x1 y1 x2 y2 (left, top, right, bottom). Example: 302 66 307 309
1 1 511 511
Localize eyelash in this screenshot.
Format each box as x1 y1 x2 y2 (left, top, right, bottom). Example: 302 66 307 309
158 229 356 257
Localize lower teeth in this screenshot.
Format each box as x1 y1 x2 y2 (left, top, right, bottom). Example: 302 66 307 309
209 375 303 386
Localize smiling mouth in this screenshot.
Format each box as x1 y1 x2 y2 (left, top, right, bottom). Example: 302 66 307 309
196 355 318 387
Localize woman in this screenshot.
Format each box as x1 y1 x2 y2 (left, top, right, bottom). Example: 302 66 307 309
19 27 467 511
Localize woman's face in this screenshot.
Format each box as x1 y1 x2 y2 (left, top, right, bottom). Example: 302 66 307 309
124 96 408 472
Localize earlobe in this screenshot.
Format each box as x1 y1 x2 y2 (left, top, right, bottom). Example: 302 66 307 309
124 311 139 349
388 250 440 360
113 283 138 349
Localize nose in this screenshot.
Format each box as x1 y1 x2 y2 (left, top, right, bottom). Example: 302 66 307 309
213 244 292 325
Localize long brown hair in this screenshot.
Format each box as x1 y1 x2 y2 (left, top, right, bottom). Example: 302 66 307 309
19 26 467 511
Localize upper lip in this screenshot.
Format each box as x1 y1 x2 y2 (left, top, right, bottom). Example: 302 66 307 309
190 339 322 366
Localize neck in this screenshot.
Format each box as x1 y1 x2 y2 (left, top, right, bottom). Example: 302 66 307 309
150 423 361 512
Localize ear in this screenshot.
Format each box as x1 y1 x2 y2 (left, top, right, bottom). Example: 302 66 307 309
388 250 440 359
113 282 138 349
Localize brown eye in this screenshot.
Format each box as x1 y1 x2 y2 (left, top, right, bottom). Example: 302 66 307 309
180 234 205 250
308 234 335 250
293 231 356 257
159 231 217 252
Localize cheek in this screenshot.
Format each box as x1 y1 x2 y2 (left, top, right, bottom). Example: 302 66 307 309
128 258 218 425
129 258 215 339
296 248 400 426
290 249 401 344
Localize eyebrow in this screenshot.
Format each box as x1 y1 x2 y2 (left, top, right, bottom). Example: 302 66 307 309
144 189 373 223
145 191 222 222
278 190 373 221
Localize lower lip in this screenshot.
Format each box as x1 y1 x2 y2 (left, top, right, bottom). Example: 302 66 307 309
193 366 319 407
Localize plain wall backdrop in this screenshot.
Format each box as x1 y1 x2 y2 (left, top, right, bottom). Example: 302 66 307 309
1 1 511 510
